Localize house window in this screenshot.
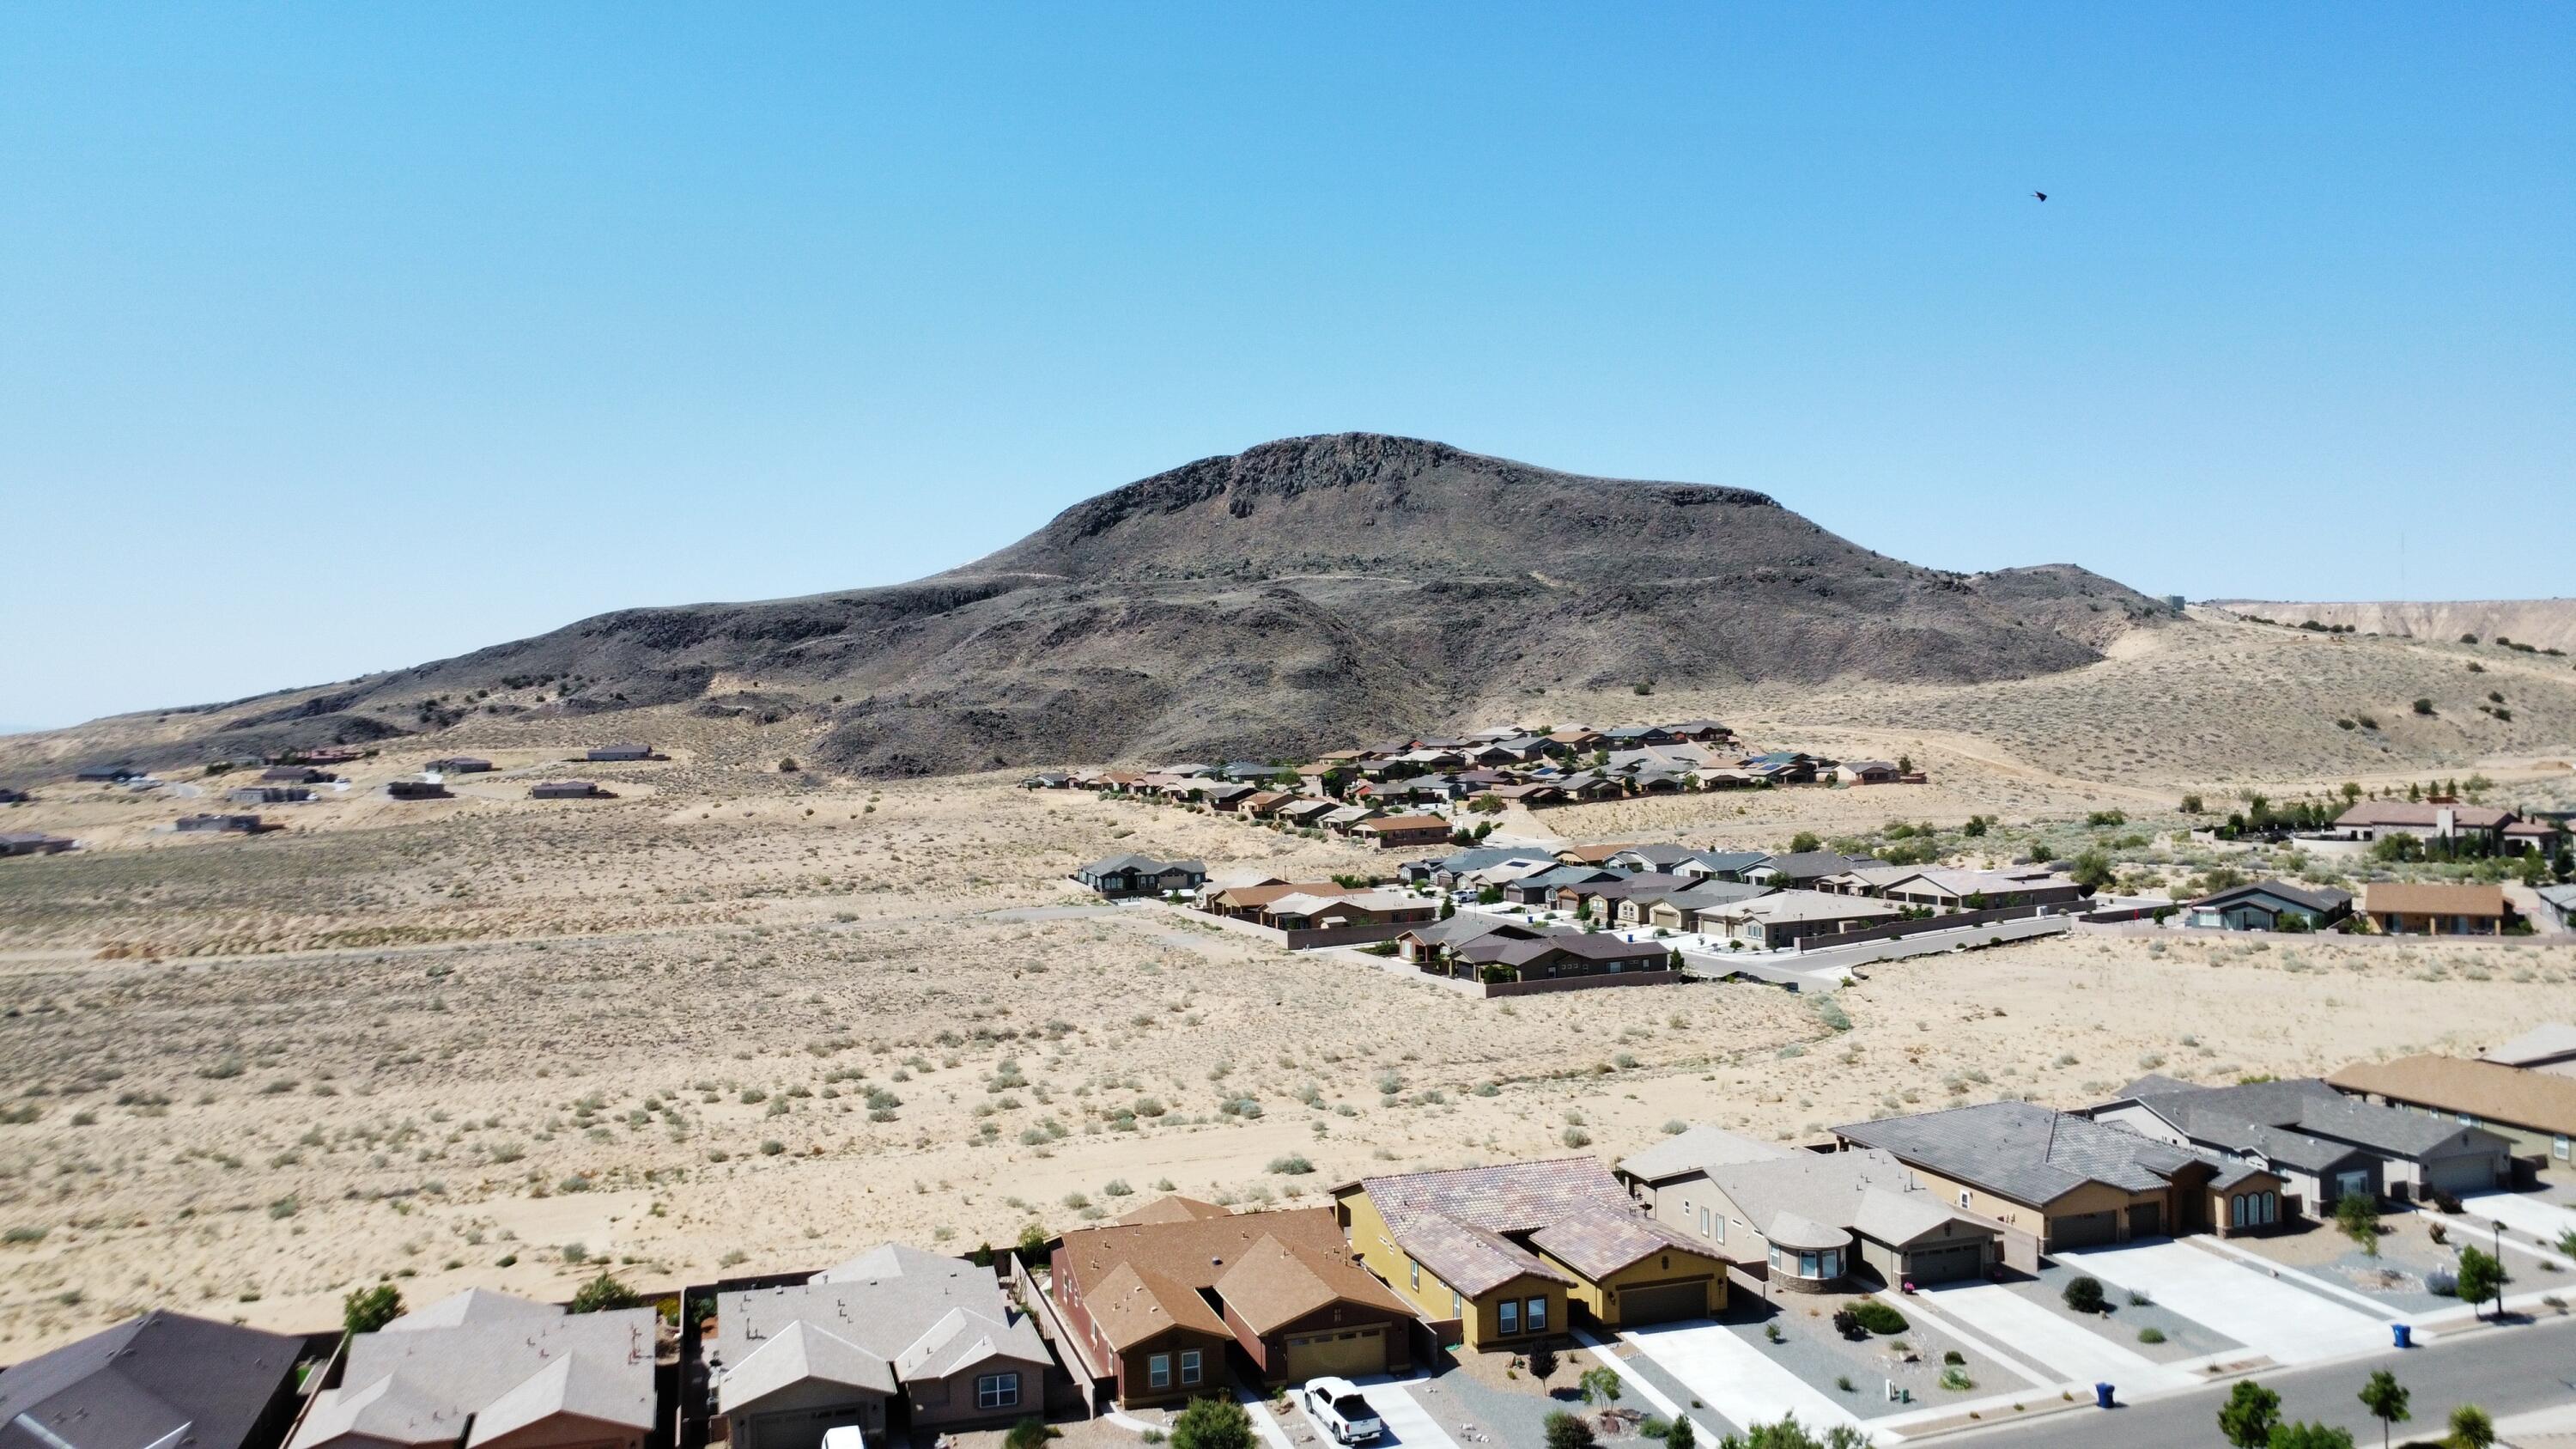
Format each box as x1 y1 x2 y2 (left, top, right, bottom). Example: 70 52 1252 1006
975 1373 1021 1410
1180 1349 1203 1385
1823 1249 1842 1278
2557 1135 2571 1160
1451 1291 1462 1318
1525 1297 1548 1332
1959 1190 1971 1209
1498 1299 1521 1335
1713 1214 1725 1244
1147 1354 1172 1389
1798 1251 1819 1277
1768 1244 1782 1269
1409 1257 1420 1290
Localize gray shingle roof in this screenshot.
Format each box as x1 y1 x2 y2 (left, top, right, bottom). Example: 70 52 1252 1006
0 1312 302 1449
716 1246 1043 1411
1836 1102 2210 1206
2116 1077 2497 1163
1615 1124 1787 1183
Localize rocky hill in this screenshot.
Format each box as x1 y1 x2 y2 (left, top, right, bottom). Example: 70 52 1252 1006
2210 599 2576 655
9 434 2167 778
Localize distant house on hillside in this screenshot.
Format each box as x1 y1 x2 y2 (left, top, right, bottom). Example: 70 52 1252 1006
0 831 77 857
2330 801 2518 851
2360 882 2514 935
1352 815 1453 850
176 813 264 834
1072 855 1206 898
428 756 495 774
585 744 657 762
531 780 614 800
0 788 33 804
386 779 451 801
228 785 315 806
260 765 335 784
75 764 141 782
1834 760 1900 786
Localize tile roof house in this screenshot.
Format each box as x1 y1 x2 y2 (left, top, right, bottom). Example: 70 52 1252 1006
1070 855 1208 898
2089 1074 2510 1209
1332 1159 1724 1350
289 1293 655 1449
2331 801 2518 848
2330 1055 2576 1172
1834 1101 2285 1270
2360 882 2516 935
2482 1023 2576 1078
1429 925 1673 988
1617 1127 2006 1292
0 1312 305 1449
1352 815 1453 850
2178 880 2353 931
1048 1202 1413 1405
1693 889 1905 947
1741 850 1874 886
712 1243 1053 1446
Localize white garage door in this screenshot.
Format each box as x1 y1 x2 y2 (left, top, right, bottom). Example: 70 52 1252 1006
2427 1153 2502 1196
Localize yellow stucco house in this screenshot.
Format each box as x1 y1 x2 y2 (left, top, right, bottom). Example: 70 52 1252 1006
1331 1158 1725 1352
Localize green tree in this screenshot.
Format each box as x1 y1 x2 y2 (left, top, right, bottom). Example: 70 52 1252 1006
1016 1222 1050 1258
2448 1404 2494 1449
1788 831 1821 854
343 1283 404 1336
1664 1419 1696 1449
2070 849 2116 891
1544 1411 1598 1449
1004 1419 1058 1449
2334 1193 2379 1257
568 1270 641 1313
2355 1370 2409 1449
1526 1344 1557 1379
2062 1275 2106 1314
2219 1379 2283 1449
2456 1245 2509 1318
2264 1424 2353 1448
1170 1397 1255 1449
1577 1367 1623 1407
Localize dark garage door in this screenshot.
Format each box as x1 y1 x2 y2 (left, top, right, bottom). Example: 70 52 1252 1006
1903 1242 1985 1284
2050 1210 2118 1251
1618 1280 1710 1325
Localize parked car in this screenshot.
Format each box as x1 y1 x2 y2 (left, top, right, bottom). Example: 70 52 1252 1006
1302 1378 1382 1445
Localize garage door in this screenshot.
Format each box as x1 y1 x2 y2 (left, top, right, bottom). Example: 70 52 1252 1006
1903 1242 1985 1285
2050 1211 2118 1251
2427 1153 2502 1196
1616 1280 1709 1325
1284 1327 1384 1380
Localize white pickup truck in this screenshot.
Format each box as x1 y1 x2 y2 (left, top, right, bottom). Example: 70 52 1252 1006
1300 1378 1383 1445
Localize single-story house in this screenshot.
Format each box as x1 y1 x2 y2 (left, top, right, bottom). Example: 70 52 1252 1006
176 813 264 834
2360 882 2515 935
0 1311 305 1449
1618 1125 2005 1292
2481 1023 2576 1079
1320 806 1380 835
531 781 614 800
228 786 313 805
1834 1101 2286 1271
1400 847 1558 886
714 1243 1054 1446
584 744 657 762
74 764 142 782
2179 880 2354 931
1250 890 1437 934
1504 866 1624 906
2088 1073 2510 1209
1198 880 1357 919
2330 801 2518 849
1642 881 1774 932
1276 799 1340 827
1352 815 1453 850
0 831 77 856
1741 850 1870 888
1200 783 1259 812
428 756 495 774
1072 854 1208 898
1835 761 1901 786
2535 885 2576 933
2330 1055 2576 1174
1662 720 1735 744
290 1291 655 1449
1238 789 1298 819
386 779 452 800
1020 770 1074 789
1334 1159 1726 1351
1695 890 1905 948
260 764 335 783
1049 1201 1413 1406
1739 752 1826 784
1437 928 1671 985
1673 850 1771 884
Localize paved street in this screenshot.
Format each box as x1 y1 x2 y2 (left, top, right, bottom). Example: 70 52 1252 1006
1941 1312 2576 1447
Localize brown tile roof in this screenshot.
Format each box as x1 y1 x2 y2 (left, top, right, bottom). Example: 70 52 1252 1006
1350 1158 1696 1295
1356 815 1449 832
2336 801 2515 829
1212 1234 1411 1334
2330 1054 2576 1136
1114 1196 1232 1226
1058 1204 1396 1348
2360 883 2509 918
1205 882 1361 912
1557 843 1639 864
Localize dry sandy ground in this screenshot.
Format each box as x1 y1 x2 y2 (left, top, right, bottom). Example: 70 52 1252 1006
1 615 2572 1360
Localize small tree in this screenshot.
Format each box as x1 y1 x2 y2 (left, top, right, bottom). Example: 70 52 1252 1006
1577 1366 1623 1407
1016 1222 1050 1259
2062 1275 2106 1314
343 1283 404 1335
2355 1369 2409 1449
2218 1379 2281 1448
1004 1419 1058 1449
2334 1193 2379 1257
2456 1245 2508 1319
1664 1417 1695 1449
568 1270 641 1313
1526 1343 1557 1379
1170 1397 1255 1449
1788 831 1822 854
2448 1404 2494 1449
2264 1423 2354 1448
1544 1410 1598 1449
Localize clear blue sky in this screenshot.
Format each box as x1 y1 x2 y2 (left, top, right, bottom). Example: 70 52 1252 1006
4 5 2570 731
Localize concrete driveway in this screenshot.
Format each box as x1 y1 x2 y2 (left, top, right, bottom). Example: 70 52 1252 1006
1301 1380 1456 1449
1624 1323 1874 1443
2459 1190 2576 1248
1919 1283 2188 1391
2055 1239 2391 1365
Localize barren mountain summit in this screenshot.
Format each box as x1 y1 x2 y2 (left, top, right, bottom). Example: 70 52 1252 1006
12 433 2166 778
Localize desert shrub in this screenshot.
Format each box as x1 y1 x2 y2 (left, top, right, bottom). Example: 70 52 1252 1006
343 1283 404 1335
2138 1326 2166 1343
569 1271 641 1313
1849 1300 1907 1335
1170 1397 1254 1449
1543 1411 1597 1449
1267 1154 1315 1175
2063 1275 2106 1314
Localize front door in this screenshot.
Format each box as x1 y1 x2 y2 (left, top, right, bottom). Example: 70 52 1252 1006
2127 1202 2163 1239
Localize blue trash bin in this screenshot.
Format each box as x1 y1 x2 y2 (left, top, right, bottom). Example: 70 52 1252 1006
2392 1324 2413 1349
2095 1383 2115 1409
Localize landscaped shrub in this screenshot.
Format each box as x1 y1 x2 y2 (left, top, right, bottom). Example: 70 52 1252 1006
1849 1300 1908 1335
2063 1275 2107 1314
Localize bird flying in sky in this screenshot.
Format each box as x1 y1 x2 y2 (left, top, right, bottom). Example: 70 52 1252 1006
2033 191 2048 202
